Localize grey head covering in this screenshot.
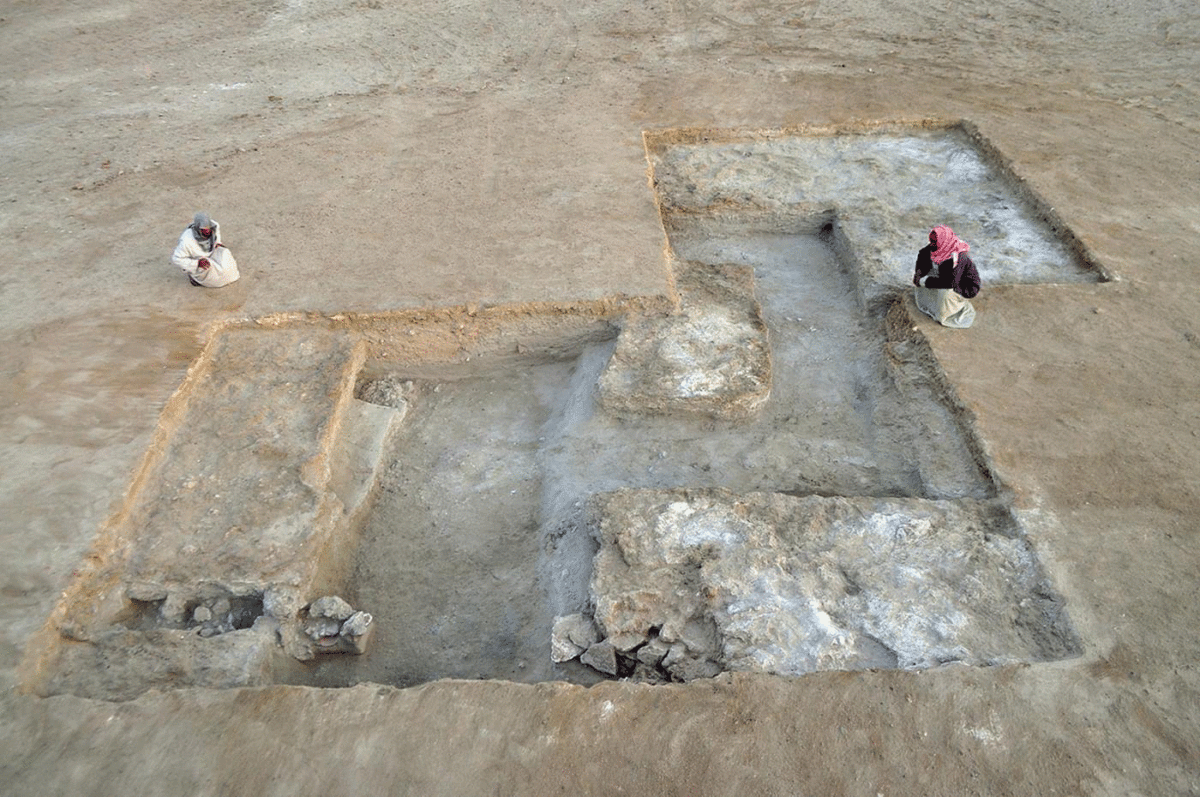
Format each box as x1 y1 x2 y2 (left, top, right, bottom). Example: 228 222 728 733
190 211 215 252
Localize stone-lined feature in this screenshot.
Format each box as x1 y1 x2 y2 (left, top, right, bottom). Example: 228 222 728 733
303 595 374 655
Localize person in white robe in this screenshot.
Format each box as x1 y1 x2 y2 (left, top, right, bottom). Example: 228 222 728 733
172 211 239 287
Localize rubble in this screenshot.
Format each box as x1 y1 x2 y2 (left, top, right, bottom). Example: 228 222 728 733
551 614 598 663
302 597 374 655
550 613 600 663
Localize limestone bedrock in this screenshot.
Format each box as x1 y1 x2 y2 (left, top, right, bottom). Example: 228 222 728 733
589 489 1079 681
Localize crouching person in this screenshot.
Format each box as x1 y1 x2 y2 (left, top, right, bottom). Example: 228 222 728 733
913 224 980 329
172 211 239 287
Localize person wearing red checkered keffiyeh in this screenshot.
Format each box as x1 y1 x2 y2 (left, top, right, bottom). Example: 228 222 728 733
912 225 980 328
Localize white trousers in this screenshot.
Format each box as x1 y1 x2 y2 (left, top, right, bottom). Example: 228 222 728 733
915 286 975 328
194 246 240 288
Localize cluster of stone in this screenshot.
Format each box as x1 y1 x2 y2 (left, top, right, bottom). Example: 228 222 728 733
552 612 713 683
190 596 261 638
302 595 373 655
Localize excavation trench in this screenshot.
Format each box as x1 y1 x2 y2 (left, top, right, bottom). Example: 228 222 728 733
284 224 1072 690
27 127 1091 699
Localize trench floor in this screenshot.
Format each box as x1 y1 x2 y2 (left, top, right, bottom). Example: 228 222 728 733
287 232 995 688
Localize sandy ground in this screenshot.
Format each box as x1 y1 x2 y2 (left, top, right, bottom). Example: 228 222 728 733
2 0 1200 794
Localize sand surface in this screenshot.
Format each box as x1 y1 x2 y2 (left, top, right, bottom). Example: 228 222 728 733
2 0 1200 794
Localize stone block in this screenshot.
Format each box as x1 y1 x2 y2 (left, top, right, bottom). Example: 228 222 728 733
550 614 590 663
636 639 670 667
339 620 373 655
310 595 354 621
554 613 599 653
341 610 372 637
580 641 618 676
305 617 341 641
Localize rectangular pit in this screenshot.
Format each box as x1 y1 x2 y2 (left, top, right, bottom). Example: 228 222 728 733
282 357 592 688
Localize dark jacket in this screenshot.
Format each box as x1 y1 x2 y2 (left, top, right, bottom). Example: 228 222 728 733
915 245 981 298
